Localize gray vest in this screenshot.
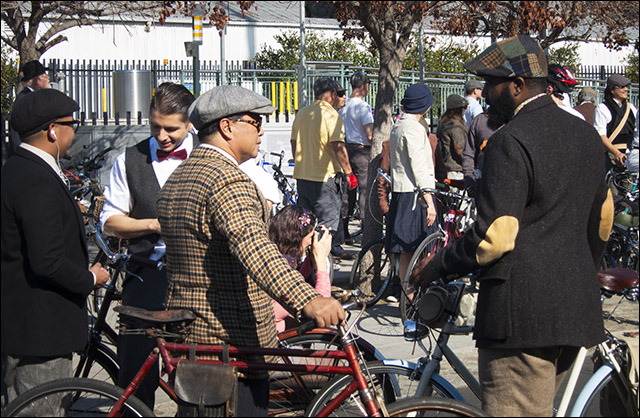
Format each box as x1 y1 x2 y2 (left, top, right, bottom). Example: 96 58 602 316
125 138 161 257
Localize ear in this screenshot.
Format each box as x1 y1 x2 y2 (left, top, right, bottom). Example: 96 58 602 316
511 77 526 97
218 118 233 141
48 125 57 142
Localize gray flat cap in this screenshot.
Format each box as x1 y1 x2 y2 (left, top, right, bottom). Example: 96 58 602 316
607 74 631 88
188 85 275 130
446 94 468 109
464 79 483 90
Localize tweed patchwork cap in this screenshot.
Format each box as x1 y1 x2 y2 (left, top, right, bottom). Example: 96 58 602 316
464 35 547 78
188 85 275 130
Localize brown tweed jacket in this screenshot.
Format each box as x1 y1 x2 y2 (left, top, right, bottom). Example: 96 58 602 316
158 146 320 378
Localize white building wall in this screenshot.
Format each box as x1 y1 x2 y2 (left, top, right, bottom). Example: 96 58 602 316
27 19 633 68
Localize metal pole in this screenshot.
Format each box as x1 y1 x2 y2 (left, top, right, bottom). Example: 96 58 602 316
298 1 307 108
193 15 202 97
419 25 424 84
220 26 226 86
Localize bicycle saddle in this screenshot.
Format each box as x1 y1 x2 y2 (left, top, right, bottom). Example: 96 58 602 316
114 305 196 325
598 268 639 291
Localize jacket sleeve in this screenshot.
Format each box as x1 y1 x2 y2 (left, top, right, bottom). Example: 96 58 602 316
431 133 530 279
212 178 321 318
378 140 391 215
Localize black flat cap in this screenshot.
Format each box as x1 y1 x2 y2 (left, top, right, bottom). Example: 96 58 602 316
11 89 79 139
313 78 345 98
20 60 48 82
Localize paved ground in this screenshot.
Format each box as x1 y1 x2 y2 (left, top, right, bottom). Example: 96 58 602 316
96 222 637 416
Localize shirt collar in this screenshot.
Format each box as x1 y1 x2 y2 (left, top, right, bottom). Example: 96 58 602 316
199 143 238 165
513 93 547 118
150 131 194 162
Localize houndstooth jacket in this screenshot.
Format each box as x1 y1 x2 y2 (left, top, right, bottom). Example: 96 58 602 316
158 146 320 378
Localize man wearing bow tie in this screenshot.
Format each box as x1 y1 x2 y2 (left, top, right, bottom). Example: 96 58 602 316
99 82 195 410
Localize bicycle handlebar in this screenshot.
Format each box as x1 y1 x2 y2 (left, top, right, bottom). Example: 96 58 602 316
296 289 365 337
94 229 164 271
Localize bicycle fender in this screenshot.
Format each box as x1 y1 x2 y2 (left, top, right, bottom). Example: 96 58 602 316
568 362 613 417
381 359 465 401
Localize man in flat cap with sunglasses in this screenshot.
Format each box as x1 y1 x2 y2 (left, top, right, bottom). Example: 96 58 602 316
2 89 109 412
414 35 613 416
158 85 345 416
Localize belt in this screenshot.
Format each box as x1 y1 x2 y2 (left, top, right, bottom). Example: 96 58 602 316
346 143 370 148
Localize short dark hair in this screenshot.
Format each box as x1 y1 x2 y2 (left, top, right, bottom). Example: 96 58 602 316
197 112 261 140
150 82 195 121
524 77 548 95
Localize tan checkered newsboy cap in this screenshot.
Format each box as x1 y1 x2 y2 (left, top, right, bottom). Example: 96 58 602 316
464 35 548 78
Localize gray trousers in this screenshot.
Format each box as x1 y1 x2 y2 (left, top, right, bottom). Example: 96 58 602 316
2 353 72 415
342 144 370 220
296 177 343 232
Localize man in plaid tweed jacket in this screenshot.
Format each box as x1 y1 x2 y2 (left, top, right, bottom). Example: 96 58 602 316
158 85 344 416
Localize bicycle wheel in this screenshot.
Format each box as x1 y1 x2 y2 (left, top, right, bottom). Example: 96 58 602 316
305 362 458 417
400 231 447 323
386 397 490 417
270 332 378 416
349 239 392 306
2 377 153 417
74 342 119 384
573 369 637 417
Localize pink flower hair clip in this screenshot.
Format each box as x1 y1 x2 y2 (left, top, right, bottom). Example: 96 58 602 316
298 209 312 230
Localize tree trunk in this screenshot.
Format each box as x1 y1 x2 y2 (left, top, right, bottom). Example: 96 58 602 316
361 45 406 248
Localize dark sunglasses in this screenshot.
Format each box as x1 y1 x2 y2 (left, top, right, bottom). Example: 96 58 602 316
232 117 262 132
54 119 81 133
337 90 346 98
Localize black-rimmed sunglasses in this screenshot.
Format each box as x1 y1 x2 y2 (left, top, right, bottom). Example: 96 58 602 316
54 120 81 133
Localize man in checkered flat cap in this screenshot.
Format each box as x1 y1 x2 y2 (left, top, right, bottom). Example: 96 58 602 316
415 35 613 416
158 85 345 416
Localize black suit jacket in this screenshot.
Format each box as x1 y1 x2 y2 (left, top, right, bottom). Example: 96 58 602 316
1 147 94 357
432 95 611 350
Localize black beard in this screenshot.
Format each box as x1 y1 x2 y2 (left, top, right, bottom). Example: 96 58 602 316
486 87 517 130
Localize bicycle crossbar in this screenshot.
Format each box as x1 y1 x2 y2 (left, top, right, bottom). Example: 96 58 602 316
167 358 355 374
162 343 350 359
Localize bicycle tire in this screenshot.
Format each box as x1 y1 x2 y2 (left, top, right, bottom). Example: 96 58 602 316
573 367 637 417
349 239 392 306
271 332 379 416
304 362 458 417
1 377 153 417
400 231 447 323
74 342 119 384
386 397 490 417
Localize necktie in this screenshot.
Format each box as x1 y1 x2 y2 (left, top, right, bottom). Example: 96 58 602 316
156 148 187 162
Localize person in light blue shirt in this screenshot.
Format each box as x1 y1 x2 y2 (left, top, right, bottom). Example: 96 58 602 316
463 79 484 128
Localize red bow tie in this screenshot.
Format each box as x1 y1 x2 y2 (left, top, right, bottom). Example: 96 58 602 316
156 148 187 162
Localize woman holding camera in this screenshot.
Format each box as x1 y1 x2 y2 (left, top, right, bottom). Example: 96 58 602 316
268 205 333 332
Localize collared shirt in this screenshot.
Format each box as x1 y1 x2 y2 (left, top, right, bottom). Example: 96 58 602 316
464 96 484 128
594 98 638 136
100 132 195 260
19 142 68 186
291 100 345 182
339 97 373 146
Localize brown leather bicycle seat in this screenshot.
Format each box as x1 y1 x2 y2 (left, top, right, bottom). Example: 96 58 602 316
598 268 639 291
114 305 196 324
